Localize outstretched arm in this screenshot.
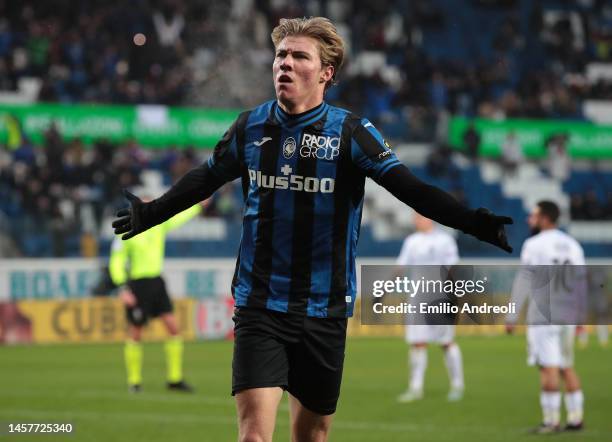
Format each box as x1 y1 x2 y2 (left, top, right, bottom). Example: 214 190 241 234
378 165 513 252
113 113 246 240
113 164 225 239
348 116 513 253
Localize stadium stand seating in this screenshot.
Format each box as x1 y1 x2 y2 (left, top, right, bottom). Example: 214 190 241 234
2 0 612 258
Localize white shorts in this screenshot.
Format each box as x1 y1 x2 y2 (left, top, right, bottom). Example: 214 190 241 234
405 325 455 345
527 325 575 368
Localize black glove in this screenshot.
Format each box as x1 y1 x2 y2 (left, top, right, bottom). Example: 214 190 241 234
112 190 147 240
470 208 513 253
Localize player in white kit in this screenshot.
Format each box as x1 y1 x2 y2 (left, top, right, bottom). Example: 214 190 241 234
396 213 465 402
507 201 586 433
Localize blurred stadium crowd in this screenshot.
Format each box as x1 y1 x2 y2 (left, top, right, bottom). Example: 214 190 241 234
2 0 612 257
3 1 612 120
0 126 242 256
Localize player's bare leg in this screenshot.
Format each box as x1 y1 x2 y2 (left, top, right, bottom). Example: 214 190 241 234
596 324 609 347
159 312 192 392
288 394 333 442
540 366 560 391
441 342 464 401
561 367 580 392
236 387 283 442
398 342 426 402
576 326 589 348
534 366 561 433
561 368 584 430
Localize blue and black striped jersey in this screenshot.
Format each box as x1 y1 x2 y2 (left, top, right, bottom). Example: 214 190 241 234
207 100 401 318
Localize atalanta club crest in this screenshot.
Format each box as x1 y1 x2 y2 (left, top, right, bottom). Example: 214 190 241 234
283 137 296 159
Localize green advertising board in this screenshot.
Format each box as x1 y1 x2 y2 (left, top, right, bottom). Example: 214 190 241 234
0 103 240 149
448 117 612 158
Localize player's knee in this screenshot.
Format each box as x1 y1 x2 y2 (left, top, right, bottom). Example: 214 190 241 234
314 418 332 435
237 415 272 442
561 368 581 390
294 413 332 439
540 368 560 390
293 422 331 442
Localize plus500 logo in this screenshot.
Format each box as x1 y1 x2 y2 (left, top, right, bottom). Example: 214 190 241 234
299 134 340 160
248 169 335 193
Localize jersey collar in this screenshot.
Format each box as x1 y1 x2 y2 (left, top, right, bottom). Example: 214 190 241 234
273 101 328 128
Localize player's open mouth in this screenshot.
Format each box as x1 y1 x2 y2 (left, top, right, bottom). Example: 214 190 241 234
278 74 293 83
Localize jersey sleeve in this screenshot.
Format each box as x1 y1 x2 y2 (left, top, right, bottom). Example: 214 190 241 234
396 237 414 265
206 117 243 182
509 239 538 323
139 113 248 229
572 241 586 266
507 266 531 325
441 235 459 265
161 204 202 232
572 241 588 322
350 118 401 181
520 239 535 265
109 236 129 286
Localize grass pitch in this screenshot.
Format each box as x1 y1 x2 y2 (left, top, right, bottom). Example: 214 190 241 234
1 335 611 441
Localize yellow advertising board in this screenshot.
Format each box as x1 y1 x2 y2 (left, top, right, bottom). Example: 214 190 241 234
15 298 197 344
3 297 584 345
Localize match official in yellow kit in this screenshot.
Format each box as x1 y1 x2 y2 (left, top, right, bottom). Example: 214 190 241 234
109 197 205 393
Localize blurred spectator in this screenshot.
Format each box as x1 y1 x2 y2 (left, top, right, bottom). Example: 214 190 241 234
546 134 571 181
500 130 523 175
153 3 185 48
121 138 148 174
462 123 481 160
583 189 605 220
12 137 36 166
170 147 197 183
570 190 611 221
426 143 459 180
570 194 586 220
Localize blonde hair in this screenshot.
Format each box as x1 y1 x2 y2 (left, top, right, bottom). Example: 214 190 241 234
271 17 345 88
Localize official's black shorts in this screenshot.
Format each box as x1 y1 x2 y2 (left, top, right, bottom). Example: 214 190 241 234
125 277 173 326
232 307 347 416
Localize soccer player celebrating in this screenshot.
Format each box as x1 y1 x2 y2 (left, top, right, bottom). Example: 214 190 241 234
507 201 585 433
113 17 512 442
396 213 464 403
110 199 204 393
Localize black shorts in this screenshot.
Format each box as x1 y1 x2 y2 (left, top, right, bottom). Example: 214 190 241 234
232 307 347 416
126 277 173 326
